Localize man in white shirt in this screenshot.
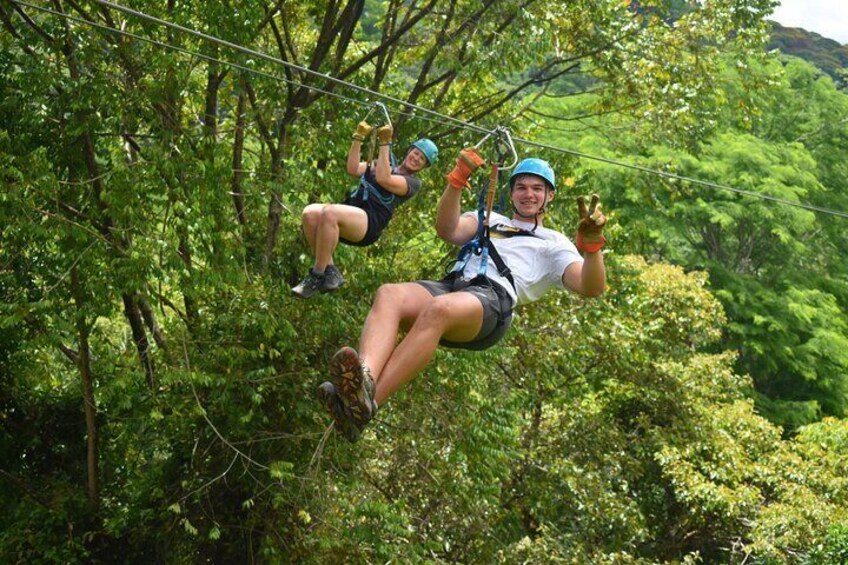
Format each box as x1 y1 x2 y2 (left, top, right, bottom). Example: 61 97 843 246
319 151 607 441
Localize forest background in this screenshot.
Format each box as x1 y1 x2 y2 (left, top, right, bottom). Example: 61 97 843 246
2 0 847 562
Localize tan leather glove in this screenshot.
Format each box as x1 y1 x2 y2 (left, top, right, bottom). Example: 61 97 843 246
376 124 393 145
446 147 486 190
352 121 372 141
575 193 607 253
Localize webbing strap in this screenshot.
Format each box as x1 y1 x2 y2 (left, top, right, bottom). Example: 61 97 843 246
352 175 394 207
449 184 516 289
350 152 398 207
449 234 515 289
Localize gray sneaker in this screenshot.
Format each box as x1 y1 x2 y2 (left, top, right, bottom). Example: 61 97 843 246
317 381 362 442
321 265 345 292
330 346 377 429
292 269 324 298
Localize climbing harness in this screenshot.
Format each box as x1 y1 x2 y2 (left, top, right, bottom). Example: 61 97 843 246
448 127 520 288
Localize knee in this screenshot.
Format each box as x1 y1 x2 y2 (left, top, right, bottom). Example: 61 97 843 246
373 283 405 307
302 204 323 227
418 299 452 328
319 204 340 225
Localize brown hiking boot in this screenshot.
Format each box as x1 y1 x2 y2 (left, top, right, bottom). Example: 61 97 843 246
317 381 362 442
330 346 377 429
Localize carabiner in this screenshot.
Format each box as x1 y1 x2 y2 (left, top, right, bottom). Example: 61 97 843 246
373 101 392 127
473 126 518 169
493 127 519 170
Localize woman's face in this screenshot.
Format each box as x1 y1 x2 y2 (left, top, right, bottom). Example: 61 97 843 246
403 147 428 173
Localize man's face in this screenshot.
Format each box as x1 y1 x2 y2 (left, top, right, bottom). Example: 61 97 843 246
511 174 551 218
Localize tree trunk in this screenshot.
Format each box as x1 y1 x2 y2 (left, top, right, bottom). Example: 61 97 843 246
123 293 155 389
203 45 220 139
231 89 247 227
61 11 158 383
71 267 99 510
263 124 287 263
138 294 167 351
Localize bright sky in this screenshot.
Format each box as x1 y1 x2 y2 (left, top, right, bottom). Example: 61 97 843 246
770 0 848 44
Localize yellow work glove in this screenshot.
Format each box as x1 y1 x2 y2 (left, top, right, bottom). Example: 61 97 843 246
376 124 393 145
446 147 486 190
352 120 372 142
575 193 607 253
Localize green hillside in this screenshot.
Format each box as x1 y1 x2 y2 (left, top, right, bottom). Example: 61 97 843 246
769 21 848 84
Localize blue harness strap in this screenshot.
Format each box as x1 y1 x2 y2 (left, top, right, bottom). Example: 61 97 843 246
449 175 515 289
350 146 399 207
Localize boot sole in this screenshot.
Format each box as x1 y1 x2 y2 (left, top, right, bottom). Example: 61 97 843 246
330 347 373 423
331 346 363 400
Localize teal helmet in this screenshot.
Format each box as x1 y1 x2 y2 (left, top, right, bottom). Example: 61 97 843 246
509 158 555 191
410 138 438 166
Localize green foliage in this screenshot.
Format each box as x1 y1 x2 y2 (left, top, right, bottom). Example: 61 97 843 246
768 22 848 86
1 0 846 563
533 49 848 427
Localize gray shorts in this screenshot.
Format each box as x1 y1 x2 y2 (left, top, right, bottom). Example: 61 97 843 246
415 275 515 351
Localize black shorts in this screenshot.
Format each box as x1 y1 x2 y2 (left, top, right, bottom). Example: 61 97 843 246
416 275 515 351
339 195 392 247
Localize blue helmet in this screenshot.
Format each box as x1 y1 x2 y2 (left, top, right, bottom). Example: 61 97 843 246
410 138 438 166
509 158 555 191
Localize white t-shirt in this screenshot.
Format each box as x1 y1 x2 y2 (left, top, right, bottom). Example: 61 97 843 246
457 211 583 306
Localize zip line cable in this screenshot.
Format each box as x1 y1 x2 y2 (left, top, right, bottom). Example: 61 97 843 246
11 0 848 220
11 0 479 135
513 137 848 219
31 0 494 136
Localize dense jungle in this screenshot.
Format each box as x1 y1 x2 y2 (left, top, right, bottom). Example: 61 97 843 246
1 0 847 562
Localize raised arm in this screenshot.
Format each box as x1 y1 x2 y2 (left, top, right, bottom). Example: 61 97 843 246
364 124 411 196
347 121 372 177
562 194 607 297
435 148 487 245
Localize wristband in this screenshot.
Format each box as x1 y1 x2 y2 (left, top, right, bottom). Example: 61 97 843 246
576 232 606 254
446 173 468 190
352 134 365 142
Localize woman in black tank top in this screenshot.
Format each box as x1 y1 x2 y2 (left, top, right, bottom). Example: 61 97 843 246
291 121 438 298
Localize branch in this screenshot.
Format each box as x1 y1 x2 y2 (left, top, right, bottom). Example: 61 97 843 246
11 2 55 44
524 101 641 122
155 291 188 324
336 0 438 82
0 469 56 511
243 78 277 156
0 3 37 56
59 343 79 364
465 62 581 124
268 8 296 94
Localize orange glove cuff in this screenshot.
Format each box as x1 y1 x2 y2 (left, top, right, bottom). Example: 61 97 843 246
446 169 470 190
576 232 607 254
446 148 485 190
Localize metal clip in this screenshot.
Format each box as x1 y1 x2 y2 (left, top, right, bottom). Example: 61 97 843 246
474 126 518 169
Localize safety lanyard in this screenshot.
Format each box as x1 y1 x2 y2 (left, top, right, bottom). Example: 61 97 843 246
449 127 518 287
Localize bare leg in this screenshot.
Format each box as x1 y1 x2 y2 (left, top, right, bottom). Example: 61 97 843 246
314 204 368 271
301 204 324 255
358 284 484 405
359 283 435 380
